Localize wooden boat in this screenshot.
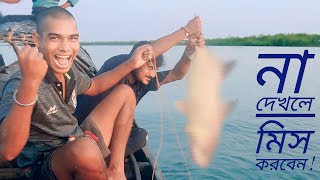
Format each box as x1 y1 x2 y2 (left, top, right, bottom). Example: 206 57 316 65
0 17 164 179
0 139 164 180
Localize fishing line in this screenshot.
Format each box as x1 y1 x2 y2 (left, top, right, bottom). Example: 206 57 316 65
152 80 163 180
158 71 185 89
151 53 164 180
152 79 194 180
164 96 193 179
151 46 194 179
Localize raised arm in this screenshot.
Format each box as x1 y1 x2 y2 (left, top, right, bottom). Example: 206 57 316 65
160 34 206 86
151 16 202 57
60 0 79 9
84 45 153 96
0 46 48 161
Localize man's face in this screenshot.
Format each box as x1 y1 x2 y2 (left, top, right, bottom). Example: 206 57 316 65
35 17 80 77
134 60 157 85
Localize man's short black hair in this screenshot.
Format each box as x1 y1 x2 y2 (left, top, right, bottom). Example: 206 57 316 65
130 41 164 68
35 6 76 35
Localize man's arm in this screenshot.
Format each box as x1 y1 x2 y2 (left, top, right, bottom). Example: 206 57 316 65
84 45 153 96
60 0 79 8
151 16 202 57
0 80 37 161
0 46 47 161
160 34 205 86
0 0 20 3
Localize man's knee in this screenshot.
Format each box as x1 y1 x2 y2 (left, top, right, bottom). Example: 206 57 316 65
113 84 136 104
54 137 105 170
51 137 106 179
69 137 104 163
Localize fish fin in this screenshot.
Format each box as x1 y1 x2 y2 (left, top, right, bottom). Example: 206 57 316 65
223 60 237 78
175 101 188 115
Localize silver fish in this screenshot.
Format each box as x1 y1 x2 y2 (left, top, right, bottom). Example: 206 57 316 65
176 47 235 168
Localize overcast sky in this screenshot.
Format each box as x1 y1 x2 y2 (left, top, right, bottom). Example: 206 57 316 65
1 0 320 41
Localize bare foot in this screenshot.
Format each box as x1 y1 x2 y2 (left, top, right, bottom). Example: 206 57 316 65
106 168 126 180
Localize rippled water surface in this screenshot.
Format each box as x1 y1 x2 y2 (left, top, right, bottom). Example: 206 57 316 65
2 45 320 179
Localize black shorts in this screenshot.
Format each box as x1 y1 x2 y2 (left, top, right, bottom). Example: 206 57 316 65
28 150 56 180
27 117 110 179
24 146 57 180
28 122 148 179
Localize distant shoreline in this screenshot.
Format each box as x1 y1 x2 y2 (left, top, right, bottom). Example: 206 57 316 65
80 33 320 47
1 33 319 47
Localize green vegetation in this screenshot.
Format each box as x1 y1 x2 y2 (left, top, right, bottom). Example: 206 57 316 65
206 33 320 47
80 34 320 47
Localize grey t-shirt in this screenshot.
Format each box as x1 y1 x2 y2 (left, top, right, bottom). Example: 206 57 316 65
0 65 91 167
